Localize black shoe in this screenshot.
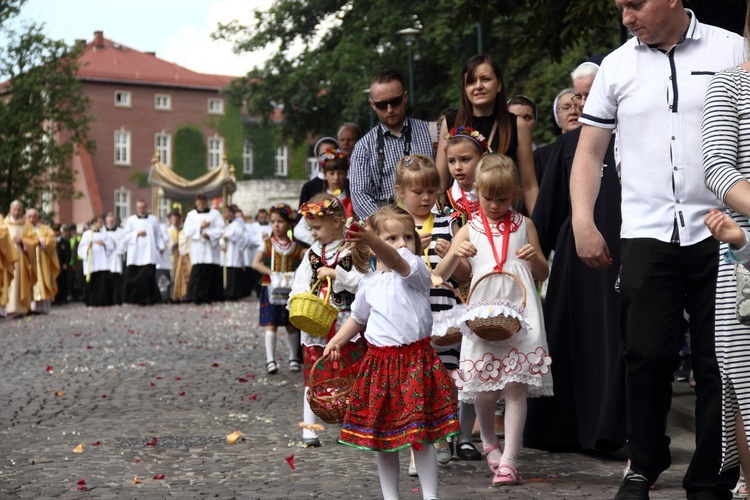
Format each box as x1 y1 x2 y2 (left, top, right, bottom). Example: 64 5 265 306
302 437 321 447
614 470 650 499
455 441 482 460
266 361 278 375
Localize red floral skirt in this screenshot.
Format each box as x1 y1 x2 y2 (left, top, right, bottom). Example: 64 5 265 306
339 337 460 452
303 338 368 386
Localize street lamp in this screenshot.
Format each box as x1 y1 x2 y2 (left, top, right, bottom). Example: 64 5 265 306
396 28 421 108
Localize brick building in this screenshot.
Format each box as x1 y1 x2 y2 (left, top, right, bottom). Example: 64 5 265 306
57 31 238 224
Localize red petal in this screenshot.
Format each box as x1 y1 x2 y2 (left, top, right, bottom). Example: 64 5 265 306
135 459 142 463
240 437 247 442
92 441 101 446
77 479 86 485
175 377 181 381
145 438 157 446
87 346 93 349
77 486 87 491
46 365 53 372
156 376 164 380
178 392 186 396
248 394 257 401
211 363 219 368
101 394 107 398
285 454 295 470
237 378 248 383
153 474 165 480
149 381 155 386
411 443 423 451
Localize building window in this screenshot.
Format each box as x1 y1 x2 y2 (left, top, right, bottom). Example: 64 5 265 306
155 132 171 166
307 157 317 177
114 129 131 165
159 196 171 220
114 91 131 108
275 145 289 177
208 136 224 170
208 98 224 115
114 188 130 220
242 139 253 175
155 94 171 110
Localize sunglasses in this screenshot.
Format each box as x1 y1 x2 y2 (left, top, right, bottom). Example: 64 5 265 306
372 92 405 111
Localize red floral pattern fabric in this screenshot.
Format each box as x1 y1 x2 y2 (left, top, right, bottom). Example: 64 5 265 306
339 338 461 451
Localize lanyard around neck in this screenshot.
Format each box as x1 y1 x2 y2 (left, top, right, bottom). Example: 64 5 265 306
479 207 511 272
418 213 435 271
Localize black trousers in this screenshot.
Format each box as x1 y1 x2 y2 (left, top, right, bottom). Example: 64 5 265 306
619 237 738 498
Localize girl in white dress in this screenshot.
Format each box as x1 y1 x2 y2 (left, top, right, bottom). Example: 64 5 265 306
434 154 553 486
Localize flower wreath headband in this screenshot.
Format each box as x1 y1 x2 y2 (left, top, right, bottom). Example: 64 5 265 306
318 148 347 166
298 197 342 220
269 204 295 221
449 126 489 154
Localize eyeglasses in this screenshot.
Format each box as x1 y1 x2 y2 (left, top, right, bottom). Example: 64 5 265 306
557 104 581 114
572 92 589 103
372 92 405 110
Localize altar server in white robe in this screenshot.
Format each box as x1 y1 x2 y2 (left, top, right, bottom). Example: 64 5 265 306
78 215 114 306
222 204 246 300
122 200 164 305
184 194 225 304
104 212 125 305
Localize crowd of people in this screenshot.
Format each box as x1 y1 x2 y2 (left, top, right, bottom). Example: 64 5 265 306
5 1 750 498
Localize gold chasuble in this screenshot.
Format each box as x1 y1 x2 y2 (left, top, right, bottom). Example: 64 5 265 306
33 223 60 301
6 218 38 315
0 216 19 308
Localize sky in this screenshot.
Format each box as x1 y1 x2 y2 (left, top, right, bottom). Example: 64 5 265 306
6 0 275 77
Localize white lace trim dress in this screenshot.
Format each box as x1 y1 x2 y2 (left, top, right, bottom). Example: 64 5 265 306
454 212 553 402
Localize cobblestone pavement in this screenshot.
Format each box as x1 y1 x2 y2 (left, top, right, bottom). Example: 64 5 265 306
0 300 699 499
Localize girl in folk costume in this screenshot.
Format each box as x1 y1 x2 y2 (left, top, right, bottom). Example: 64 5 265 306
436 126 488 227
395 154 480 468
289 193 368 448
77 216 114 307
324 206 461 500
434 155 553 486
320 148 354 219
252 204 305 375
294 149 354 246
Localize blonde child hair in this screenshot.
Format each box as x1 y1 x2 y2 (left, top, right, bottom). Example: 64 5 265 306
394 154 441 199
368 205 423 256
300 192 347 220
475 154 523 209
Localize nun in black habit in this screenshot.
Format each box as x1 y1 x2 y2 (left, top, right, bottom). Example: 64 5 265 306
524 125 626 452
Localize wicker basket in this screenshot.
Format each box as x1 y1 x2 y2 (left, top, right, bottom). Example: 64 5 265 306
306 355 353 424
431 282 467 347
289 277 339 338
465 271 526 342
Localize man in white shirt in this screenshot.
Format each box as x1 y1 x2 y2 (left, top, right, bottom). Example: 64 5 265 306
122 200 164 305
183 194 225 304
570 2 746 498
247 209 271 298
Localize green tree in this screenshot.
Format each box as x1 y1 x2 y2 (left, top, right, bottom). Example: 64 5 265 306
0 21 92 212
173 125 206 181
216 0 746 147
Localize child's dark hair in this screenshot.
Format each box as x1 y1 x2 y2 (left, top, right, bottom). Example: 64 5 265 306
475 155 522 208
394 154 440 199
269 203 295 224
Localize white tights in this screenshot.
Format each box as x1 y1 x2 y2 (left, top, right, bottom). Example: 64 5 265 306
264 328 300 363
473 382 527 470
376 445 439 500
302 387 319 439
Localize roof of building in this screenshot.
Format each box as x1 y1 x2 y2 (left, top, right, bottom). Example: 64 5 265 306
76 31 233 90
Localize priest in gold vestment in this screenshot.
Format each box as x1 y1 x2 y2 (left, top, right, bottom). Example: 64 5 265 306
26 209 60 314
5 201 38 317
0 214 19 317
